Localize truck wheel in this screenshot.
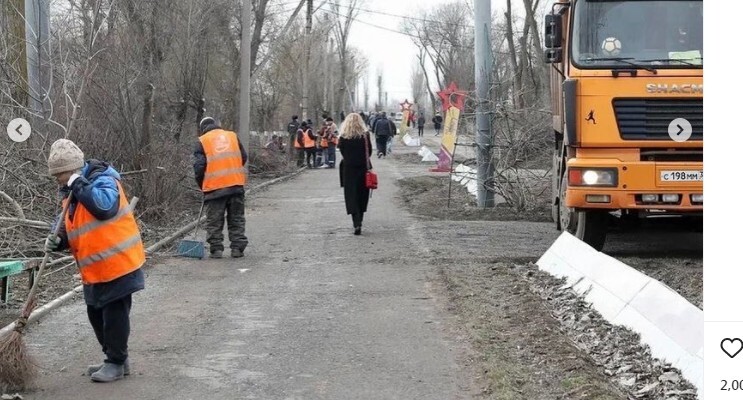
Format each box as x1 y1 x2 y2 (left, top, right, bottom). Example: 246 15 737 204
559 171 608 250
574 211 609 250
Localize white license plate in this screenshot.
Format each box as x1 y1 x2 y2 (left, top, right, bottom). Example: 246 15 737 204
660 170 703 182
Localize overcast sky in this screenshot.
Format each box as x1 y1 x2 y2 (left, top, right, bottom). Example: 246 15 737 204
339 0 457 110
332 0 532 111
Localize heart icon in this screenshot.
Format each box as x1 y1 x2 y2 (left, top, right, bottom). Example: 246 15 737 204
721 338 743 359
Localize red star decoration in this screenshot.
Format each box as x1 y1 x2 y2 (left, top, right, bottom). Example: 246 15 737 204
400 99 413 111
437 82 466 111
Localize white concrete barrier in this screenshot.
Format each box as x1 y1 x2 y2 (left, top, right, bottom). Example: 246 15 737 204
537 232 704 398
452 164 477 196
418 146 438 162
403 133 420 147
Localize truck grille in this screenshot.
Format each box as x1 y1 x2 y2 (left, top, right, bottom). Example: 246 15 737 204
613 98 703 140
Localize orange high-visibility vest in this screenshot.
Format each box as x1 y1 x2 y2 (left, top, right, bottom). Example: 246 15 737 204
199 129 246 192
64 181 145 285
320 132 329 148
303 130 315 149
294 130 303 149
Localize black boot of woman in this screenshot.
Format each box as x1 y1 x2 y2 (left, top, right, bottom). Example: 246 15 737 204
352 213 362 235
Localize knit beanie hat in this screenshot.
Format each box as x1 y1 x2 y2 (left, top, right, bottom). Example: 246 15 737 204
48 139 85 175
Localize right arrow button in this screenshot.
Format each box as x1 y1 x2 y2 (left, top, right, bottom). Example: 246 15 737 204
668 118 693 142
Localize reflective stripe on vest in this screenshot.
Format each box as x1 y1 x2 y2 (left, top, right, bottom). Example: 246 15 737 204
199 129 246 192
65 181 145 284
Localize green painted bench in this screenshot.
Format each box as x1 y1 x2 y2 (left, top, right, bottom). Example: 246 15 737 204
0 260 41 303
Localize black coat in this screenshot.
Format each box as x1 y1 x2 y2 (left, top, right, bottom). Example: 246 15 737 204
338 134 373 215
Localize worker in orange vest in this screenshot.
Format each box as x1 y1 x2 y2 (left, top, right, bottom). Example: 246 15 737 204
45 139 145 383
194 117 249 258
295 120 317 168
321 117 338 168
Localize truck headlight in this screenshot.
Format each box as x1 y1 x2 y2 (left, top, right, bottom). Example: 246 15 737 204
568 168 618 187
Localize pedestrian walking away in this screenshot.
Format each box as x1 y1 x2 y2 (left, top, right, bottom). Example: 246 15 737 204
417 115 425 137
338 113 373 235
433 113 443 136
371 111 394 158
45 139 146 383
387 118 397 155
193 117 249 259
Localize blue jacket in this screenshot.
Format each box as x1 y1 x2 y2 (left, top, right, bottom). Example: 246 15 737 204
56 160 145 309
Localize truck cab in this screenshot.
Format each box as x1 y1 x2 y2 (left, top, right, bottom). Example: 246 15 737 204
545 0 703 250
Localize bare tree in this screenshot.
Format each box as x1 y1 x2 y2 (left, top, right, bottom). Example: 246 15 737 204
410 62 427 113
330 0 361 115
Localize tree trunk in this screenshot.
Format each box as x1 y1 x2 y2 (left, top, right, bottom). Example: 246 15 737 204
3 0 28 106
504 0 524 108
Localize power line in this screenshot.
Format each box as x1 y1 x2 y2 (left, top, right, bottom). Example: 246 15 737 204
317 5 476 49
325 0 469 27
320 5 523 56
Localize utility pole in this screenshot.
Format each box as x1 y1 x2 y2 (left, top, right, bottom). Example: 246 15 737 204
377 74 382 111
25 0 49 116
322 19 329 114
3 0 28 106
474 0 495 207
363 77 369 111
329 38 335 119
239 0 253 165
301 0 313 121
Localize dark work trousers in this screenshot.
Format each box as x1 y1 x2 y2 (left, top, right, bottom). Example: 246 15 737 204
295 147 304 167
326 144 337 167
305 148 316 168
375 136 389 156
205 193 248 252
87 294 132 365
418 125 424 137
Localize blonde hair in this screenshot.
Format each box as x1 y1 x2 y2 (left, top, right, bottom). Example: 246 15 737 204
340 113 368 139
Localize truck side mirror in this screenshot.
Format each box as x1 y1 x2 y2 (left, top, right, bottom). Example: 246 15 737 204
544 14 563 63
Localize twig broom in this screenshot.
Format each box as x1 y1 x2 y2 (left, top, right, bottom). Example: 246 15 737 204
0 194 71 390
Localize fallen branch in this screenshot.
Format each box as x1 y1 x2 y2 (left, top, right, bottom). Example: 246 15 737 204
120 169 148 176
0 190 25 219
0 217 51 230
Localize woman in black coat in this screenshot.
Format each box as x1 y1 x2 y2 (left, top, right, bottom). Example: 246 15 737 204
338 113 373 235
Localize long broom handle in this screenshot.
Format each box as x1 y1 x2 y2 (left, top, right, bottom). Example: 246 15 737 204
19 193 72 321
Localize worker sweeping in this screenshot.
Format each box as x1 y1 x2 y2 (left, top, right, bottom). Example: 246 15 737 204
44 139 146 382
193 117 249 258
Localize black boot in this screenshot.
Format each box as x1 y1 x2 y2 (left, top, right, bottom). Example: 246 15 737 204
352 213 362 235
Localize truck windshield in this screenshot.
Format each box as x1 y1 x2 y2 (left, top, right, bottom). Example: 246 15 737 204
572 0 703 69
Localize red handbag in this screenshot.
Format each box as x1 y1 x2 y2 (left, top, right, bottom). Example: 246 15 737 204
365 170 378 189
364 133 378 190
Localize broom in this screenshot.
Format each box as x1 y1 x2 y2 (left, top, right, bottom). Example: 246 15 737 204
0 193 72 390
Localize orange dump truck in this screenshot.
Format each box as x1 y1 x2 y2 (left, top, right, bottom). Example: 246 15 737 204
544 0 702 250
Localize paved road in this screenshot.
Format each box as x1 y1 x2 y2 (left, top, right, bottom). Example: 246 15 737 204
22 156 474 399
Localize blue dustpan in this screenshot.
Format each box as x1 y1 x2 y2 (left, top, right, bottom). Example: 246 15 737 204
176 239 205 259
176 202 206 259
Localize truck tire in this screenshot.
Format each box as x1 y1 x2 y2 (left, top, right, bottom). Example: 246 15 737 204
559 170 608 250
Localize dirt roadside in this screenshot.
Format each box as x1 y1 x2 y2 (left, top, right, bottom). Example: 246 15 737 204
391 147 702 399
